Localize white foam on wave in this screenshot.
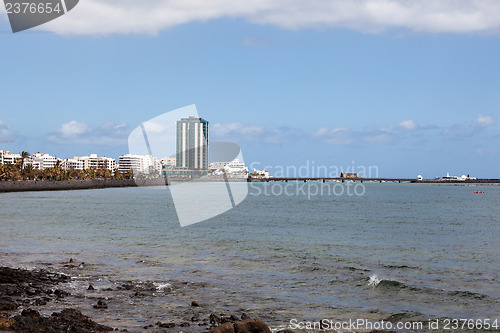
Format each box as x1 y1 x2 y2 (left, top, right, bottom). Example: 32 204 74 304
154 282 172 292
368 274 381 287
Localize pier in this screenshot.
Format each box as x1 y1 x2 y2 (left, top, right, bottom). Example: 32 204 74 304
248 177 500 184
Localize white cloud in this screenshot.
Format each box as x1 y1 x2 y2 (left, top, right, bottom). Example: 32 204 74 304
475 148 496 156
0 120 12 137
476 113 497 127
49 121 129 145
397 119 418 131
314 119 422 145
60 120 90 136
212 122 302 144
212 122 265 139
314 127 353 145
16 0 500 36
442 113 497 138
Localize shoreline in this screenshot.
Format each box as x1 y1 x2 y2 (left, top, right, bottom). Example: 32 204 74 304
0 263 275 333
0 179 168 193
0 177 498 194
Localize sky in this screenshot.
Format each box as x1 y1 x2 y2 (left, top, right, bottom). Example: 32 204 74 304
1 0 499 178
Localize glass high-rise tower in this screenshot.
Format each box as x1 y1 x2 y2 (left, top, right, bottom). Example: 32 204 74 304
176 117 209 170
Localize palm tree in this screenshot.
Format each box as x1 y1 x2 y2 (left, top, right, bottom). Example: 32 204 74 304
19 151 30 179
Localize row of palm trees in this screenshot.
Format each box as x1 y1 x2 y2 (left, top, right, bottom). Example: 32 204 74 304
0 155 133 181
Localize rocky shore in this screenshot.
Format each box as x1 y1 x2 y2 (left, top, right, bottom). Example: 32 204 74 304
0 265 277 333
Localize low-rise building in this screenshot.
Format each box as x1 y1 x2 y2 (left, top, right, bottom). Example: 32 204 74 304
31 153 59 170
340 172 358 178
74 154 116 171
224 159 248 175
250 169 270 179
0 150 22 165
160 157 176 167
62 158 84 170
118 154 161 174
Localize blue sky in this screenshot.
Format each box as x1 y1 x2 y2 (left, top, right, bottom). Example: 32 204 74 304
1 1 499 178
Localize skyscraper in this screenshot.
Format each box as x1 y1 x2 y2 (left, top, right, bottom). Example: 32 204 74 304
176 117 209 170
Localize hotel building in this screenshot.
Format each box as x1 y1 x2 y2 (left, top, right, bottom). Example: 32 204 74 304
176 117 209 170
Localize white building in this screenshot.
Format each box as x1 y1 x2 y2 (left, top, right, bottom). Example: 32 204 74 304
118 154 161 174
209 159 248 178
62 158 84 170
252 169 270 179
209 161 229 171
436 172 477 181
0 150 22 165
160 157 176 167
224 159 248 174
31 153 59 170
74 154 116 170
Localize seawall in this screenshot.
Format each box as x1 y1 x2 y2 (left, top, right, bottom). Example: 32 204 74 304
0 178 169 193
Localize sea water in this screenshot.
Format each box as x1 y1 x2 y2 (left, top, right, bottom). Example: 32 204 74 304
0 183 498 330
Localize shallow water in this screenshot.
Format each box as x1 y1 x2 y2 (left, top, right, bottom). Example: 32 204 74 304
1 183 499 330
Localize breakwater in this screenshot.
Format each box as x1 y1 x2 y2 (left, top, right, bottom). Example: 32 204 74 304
248 177 500 183
0 178 168 193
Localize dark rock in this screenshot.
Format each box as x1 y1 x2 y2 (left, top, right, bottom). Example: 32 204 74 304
210 314 222 326
157 322 175 328
180 322 190 327
0 296 18 311
87 284 95 290
191 300 200 307
53 289 68 298
10 308 113 332
21 309 41 318
121 284 134 290
93 300 108 309
234 318 272 333
69 258 75 263
209 318 272 333
0 266 71 316
209 322 235 333
241 313 250 320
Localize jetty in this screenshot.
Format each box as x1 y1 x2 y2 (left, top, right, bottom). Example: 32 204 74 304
248 177 500 184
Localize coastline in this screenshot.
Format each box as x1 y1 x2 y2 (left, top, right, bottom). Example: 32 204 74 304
0 179 168 193
0 263 274 333
0 177 247 193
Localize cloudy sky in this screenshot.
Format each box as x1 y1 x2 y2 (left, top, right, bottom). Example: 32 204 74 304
1 0 499 177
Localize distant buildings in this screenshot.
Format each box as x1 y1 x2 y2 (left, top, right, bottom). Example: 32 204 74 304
62 158 84 170
1 115 251 179
74 154 116 171
250 169 270 179
31 153 58 170
0 150 21 165
176 117 209 170
0 150 118 172
209 159 248 177
160 157 176 167
436 172 477 181
117 154 161 175
340 172 358 179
